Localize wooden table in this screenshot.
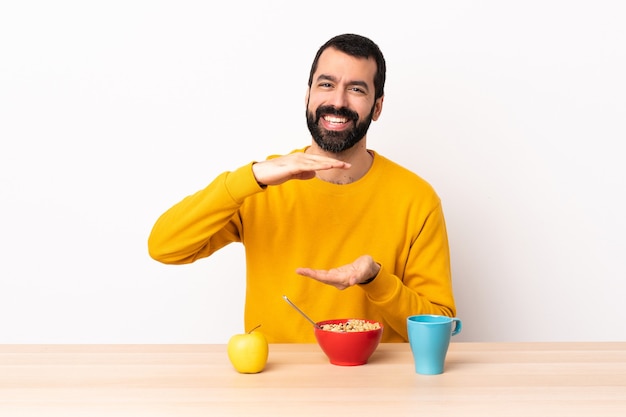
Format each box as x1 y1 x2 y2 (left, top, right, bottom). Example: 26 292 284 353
1 343 625 416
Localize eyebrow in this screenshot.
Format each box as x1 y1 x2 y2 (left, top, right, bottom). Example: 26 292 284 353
316 74 370 91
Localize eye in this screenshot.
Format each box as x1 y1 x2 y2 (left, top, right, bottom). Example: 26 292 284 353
318 82 334 89
350 87 366 94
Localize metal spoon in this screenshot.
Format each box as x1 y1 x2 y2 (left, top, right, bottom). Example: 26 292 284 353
282 295 321 329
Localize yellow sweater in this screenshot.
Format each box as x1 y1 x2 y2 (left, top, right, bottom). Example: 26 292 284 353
148 149 456 343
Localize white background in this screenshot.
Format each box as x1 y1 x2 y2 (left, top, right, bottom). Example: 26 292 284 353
1 1 625 343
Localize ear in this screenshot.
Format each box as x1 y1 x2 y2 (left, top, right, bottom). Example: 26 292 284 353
304 87 310 107
371 96 384 121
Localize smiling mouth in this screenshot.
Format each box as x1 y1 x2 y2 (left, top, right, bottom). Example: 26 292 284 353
314 105 358 130
322 115 349 125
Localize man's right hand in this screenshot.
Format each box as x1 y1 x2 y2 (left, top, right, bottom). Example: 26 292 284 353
251 152 351 187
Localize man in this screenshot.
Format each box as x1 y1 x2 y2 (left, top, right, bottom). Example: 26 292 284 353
148 33 456 343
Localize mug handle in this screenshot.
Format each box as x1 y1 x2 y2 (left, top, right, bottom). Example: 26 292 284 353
451 318 462 336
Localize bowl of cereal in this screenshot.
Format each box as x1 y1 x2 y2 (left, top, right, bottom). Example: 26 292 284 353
314 318 383 366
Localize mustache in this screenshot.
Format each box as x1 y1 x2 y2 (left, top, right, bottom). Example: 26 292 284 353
315 105 359 122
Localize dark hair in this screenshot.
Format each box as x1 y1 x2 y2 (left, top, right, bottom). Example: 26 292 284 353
308 33 386 100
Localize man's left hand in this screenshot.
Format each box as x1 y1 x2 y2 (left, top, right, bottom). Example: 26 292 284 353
296 255 380 290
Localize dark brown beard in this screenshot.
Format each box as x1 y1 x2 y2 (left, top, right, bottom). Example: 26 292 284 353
306 104 374 153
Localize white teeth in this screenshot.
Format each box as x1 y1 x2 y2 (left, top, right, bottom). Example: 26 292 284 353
324 116 347 123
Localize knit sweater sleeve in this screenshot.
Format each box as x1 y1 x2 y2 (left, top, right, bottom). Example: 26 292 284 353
147 162 263 264
360 200 456 340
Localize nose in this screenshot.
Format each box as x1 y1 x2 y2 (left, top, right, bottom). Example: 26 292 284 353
327 88 348 109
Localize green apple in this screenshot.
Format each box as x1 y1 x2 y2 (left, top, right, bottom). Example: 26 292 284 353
227 325 269 374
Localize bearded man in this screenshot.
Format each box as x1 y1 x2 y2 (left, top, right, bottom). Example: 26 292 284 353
148 33 457 343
